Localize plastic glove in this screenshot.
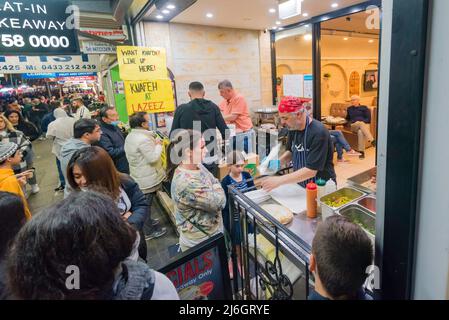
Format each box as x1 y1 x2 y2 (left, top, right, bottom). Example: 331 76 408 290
268 160 281 172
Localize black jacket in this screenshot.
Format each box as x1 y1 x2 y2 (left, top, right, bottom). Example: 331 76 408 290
15 121 39 142
170 99 228 157
170 98 227 138
121 175 149 231
97 121 130 174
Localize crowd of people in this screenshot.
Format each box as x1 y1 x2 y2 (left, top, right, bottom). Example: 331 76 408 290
0 80 376 300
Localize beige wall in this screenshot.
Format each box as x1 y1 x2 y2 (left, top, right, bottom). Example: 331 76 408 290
143 22 273 116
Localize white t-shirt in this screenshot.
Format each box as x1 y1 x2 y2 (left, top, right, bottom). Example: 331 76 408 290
117 187 132 215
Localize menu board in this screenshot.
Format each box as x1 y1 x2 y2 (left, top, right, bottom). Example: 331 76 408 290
159 234 232 300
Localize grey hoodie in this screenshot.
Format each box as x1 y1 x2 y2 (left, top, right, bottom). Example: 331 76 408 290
59 138 90 197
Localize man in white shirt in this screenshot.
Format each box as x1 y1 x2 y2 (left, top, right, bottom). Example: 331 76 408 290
71 98 91 120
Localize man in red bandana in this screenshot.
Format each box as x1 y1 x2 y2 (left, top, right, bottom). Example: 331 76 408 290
261 97 336 192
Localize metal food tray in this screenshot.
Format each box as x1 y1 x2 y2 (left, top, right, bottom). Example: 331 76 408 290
338 204 376 242
320 187 366 211
347 167 377 194
357 196 376 215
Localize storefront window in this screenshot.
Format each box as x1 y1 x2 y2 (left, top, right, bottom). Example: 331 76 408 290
320 12 380 116
274 25 313 104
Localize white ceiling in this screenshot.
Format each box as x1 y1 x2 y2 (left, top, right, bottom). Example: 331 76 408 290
171 0 368 30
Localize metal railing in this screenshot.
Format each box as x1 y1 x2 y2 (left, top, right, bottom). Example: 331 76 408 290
227 168 315 300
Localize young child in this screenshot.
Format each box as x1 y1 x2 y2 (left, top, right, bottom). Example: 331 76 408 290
221 151 255 277
221 151 255 240
309 215 374 300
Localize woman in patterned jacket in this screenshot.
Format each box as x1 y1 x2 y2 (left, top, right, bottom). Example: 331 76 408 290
168 129 226 252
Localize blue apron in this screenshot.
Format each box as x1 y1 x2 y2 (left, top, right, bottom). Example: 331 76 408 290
292 117 315 188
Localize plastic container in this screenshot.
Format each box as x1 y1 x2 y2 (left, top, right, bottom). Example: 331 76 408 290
306 182 318 219
316 179 327 214
325 179 337 196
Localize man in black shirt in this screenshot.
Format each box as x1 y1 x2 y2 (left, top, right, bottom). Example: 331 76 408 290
262 97 336 191
170 82 228 177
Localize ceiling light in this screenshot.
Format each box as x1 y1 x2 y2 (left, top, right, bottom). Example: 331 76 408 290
304 34 312 41
167 4 176 10
302 13 309 17
331 3 339 8
162 9 170 14
279 0 302 20
276 21 281 25
343 37 349 40
206 13 214 18
156 15 164 19
269 8 276 13
368 39 374 43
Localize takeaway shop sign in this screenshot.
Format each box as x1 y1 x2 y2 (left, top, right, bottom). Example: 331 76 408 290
0 0 80 55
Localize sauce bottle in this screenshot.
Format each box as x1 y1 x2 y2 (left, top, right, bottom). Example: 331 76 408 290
306 182 318 219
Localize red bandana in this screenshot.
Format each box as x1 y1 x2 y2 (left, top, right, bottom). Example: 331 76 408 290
278 96 312 113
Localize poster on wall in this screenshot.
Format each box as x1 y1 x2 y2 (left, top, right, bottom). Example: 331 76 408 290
124 79 175 114
114 81 125 95
364 70 378 92
117 46 168 81
283 74 304 97
0 0 80 55
303 74 313 98
159 234 232 300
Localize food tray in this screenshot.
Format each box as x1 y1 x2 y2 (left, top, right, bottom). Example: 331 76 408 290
357 196 376 215
320 187 365 220
347 167 377 194
338 204 375 241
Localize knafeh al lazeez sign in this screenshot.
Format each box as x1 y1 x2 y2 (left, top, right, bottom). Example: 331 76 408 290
0 0 79 55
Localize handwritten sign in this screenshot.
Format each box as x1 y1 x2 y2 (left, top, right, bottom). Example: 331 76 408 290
117 46 167 80
124 79 175 114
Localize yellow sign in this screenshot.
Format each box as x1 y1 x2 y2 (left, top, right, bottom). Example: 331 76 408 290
117 46 168 80
124 79 175 114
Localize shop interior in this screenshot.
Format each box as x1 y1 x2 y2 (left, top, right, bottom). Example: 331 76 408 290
275 10 379 186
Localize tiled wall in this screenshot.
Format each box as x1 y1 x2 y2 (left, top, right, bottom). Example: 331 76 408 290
143 22 273 114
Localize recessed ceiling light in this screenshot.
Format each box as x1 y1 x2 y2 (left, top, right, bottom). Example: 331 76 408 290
304 34 312 41
276 21 281 25
162 9 170 14
156 15 164 19
167 4 176 10
331 3 339 8
206 13 214 18
368 39 374 43
269 8 276 13
343 37 349 40
303 13 309 17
